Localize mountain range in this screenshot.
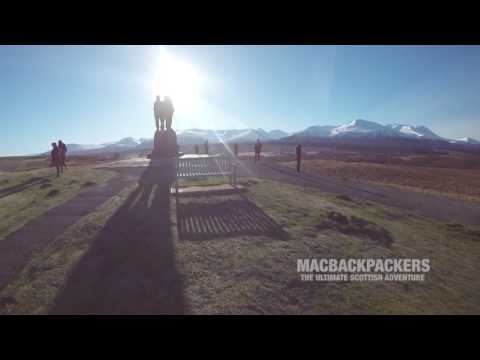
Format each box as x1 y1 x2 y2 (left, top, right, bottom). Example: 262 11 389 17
59 119 479 154
287 119 446 141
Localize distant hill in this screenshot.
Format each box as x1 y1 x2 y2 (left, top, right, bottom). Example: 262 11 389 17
44 120 478 155
449 137 480 145
176 128 289 144
285 119 446 141
56 128 289 155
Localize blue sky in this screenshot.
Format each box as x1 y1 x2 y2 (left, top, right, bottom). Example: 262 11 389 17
1 45 479 156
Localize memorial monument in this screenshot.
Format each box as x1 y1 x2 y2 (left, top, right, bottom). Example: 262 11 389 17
144 95 179 186
151 95 178 158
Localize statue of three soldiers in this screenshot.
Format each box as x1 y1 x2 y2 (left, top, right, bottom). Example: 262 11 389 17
153 96 175 131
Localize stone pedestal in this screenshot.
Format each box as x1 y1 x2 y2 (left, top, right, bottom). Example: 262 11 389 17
151 129 178 159
143 129 179 186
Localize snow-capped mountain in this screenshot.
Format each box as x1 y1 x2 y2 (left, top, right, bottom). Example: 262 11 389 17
62 143 105 152
267 129 291 139
60 128 289 154
53 121 478 155
385 124 443 140
289 119 444 140
176 128 288 144
449 137 480 144
115 137 140 146
331 119 396 138
298 125 336 137
102 137 140 149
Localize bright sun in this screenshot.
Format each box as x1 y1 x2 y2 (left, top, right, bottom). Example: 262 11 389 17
152 48 203 113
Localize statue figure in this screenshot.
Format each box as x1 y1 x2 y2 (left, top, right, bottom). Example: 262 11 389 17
153 96 164 131
164 96 175 131
150 95 178 159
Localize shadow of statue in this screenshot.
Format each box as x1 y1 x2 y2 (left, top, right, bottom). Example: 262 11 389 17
176 195 288 241
50 168 186 315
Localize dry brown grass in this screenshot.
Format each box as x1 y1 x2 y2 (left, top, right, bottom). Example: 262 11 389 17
0 154 121 172
284 159 480 201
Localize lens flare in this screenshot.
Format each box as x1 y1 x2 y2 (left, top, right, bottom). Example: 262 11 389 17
152 48 204 113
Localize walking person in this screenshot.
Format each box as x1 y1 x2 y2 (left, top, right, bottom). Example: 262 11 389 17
58 140 68 172
50 142 61 177
254 139 262 162
296 144 302 173
204 139 209 155
164 96 175 131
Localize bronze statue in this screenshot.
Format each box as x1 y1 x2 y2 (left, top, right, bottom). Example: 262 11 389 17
154 95 174 131
151 95 178 159
164 96 174 131
153 96 163 131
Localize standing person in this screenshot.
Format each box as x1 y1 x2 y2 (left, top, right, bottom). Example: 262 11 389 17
153 96 163 131
58 140 68 172
296 144 302 173
194 144 199 155
50 142 60 177
204 139 209 155
254 139 262 162
164 96 175 131
257 139 262 161
234 143 238 158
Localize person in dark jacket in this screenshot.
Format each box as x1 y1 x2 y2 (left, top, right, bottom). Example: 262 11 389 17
58 140 68 172
204 139 209 155
296 144 302 172
51 142 60 177
254 139 262 162
234 143 238 158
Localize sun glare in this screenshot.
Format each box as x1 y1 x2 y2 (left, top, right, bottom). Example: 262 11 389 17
152 48 204 113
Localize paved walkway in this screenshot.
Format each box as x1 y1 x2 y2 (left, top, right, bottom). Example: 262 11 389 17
0 172 136 292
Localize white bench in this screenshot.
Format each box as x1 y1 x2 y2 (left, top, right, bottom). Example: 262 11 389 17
175 155 237 195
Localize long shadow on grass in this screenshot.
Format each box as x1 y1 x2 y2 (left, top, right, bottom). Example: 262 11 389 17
51 170 185 315
177 195 288 241
0 176 52 199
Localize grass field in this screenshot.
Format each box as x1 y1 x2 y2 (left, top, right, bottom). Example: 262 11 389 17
1 177 479 314
283 159 480 202
177 180 480 314
0 166 115 240
0 184 136 314
0 154 120 173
